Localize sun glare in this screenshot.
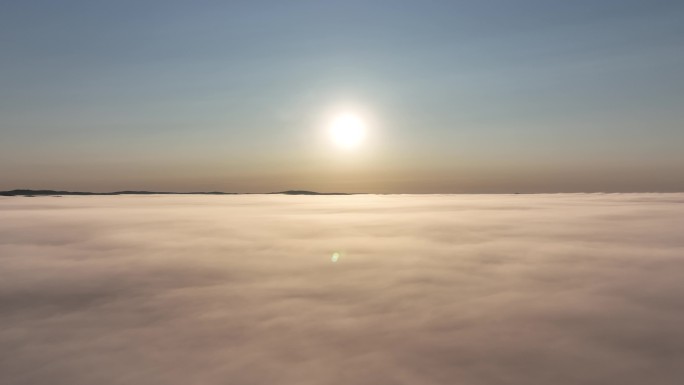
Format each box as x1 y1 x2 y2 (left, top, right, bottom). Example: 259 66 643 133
329 113 366 149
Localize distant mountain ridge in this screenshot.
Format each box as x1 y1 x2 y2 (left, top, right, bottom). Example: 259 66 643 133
271 190 351 195
0 189 352 196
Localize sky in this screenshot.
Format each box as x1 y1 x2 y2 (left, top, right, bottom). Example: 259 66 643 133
2 194 684 384
1 0 683 193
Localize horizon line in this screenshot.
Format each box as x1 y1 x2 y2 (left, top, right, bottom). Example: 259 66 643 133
2 189 683 197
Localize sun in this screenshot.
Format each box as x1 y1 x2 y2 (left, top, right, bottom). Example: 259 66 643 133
329 113 366 149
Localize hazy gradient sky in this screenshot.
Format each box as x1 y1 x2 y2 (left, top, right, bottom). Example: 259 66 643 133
1 0 683 193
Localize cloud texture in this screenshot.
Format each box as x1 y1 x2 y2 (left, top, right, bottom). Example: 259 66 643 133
1 194 683 384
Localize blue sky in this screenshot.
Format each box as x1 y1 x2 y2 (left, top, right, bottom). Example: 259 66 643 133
1 1 683 192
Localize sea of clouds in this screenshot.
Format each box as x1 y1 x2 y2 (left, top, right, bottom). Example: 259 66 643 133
1 194 683 385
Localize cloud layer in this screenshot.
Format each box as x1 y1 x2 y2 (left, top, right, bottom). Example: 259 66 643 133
1 194 684 385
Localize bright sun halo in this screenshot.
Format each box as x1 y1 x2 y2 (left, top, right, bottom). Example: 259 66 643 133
329 113 366 149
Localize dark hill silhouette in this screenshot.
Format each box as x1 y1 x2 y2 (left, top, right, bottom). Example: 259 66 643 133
270 190 351 195
0 189 353 196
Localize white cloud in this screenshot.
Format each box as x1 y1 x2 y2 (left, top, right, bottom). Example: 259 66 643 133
1 194 683 384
